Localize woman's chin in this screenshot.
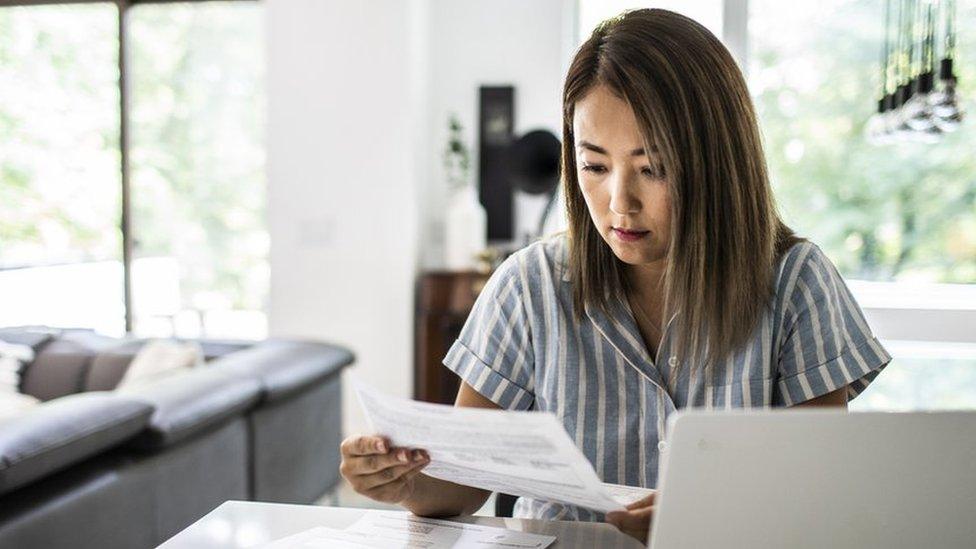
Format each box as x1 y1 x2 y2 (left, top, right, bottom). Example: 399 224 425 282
609 246 656 266
604 240 667 266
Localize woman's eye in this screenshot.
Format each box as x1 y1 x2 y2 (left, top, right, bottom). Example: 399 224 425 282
642 165 666 179
581 164 607 174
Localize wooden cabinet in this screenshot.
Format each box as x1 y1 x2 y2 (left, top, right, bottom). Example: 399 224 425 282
413 271 490 404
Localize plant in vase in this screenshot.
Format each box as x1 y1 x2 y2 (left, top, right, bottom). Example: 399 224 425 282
443 114 487 271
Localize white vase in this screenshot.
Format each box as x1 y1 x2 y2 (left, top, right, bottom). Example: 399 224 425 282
444 185 487 271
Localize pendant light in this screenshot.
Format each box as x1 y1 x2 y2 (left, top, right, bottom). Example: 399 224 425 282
868 0 963 144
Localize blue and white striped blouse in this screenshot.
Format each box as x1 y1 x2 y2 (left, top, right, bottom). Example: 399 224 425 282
442 233 891 521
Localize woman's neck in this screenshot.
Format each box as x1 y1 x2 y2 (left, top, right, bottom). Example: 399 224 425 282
625 260 667 311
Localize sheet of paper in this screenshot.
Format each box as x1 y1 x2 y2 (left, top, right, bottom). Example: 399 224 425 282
602 482 656 506
354 382 631 513
344 511 556 548
259 512 555 549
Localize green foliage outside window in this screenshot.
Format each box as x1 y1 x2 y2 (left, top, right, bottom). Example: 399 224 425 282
0 5 121 267
0 3 266 327
751 0 976 283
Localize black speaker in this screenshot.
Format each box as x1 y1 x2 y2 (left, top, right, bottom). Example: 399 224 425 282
478 86 515 241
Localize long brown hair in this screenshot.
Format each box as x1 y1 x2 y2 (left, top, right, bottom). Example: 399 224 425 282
562 8 801 367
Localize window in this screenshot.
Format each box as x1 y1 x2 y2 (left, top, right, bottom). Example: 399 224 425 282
749 0 976 411
0 0 266 339
0 4 124 334
128 3 267 338
852 342 976 411
750 0 976 284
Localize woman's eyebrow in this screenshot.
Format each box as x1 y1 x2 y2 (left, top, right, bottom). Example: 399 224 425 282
577 140 656 157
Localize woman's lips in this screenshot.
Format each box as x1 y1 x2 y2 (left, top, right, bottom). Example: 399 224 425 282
611 227 650 242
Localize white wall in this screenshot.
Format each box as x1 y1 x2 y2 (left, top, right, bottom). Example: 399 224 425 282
267 0 427 433
267 0 571 435
422 0 574 266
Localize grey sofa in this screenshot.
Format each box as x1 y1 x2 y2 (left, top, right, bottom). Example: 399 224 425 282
0 328 354 549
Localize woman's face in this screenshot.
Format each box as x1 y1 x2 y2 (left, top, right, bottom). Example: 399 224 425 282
573 84 671 268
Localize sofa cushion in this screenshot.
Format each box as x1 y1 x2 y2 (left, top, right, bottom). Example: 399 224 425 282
0 341 40 421
117 367 261 450
0 328 56 353
195 339 253 361
0 392 153 496
19 330 120 401
20 340 96 402
84 339 254 392
0 341 35 401
0 393 40 423
213 339 354 402
85 348 137 392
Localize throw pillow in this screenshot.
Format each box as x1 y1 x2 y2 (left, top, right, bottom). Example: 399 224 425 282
114 339 203 390
0 341 40 422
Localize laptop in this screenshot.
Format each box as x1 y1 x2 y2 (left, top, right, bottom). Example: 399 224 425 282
648 410 976 549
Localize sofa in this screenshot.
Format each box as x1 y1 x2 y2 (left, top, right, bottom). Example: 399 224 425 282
0 328 354 549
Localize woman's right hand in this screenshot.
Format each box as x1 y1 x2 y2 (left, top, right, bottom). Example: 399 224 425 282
339 435 430 504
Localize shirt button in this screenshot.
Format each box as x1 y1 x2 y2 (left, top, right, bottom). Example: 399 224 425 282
668 356 678 366
658 440 667 452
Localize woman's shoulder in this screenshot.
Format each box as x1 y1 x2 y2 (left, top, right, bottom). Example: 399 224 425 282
487 233 570 295
775 240 847 307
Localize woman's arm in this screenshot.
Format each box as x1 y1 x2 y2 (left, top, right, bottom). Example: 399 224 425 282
793 386 848 408
399 382 499 517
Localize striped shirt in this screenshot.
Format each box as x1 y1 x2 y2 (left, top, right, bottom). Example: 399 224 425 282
442 233 891 521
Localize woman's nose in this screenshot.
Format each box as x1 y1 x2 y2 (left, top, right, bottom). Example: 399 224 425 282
608 172 641 215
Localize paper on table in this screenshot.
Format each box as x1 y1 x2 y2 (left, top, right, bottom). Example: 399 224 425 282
259 511 555 549
602 482 656 507
345 512 555 548
354 382 643 514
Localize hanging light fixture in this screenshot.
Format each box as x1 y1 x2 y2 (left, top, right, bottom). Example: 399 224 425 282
904 1 937 132
867 0 963 144
866 0 895 143
930 0 964 130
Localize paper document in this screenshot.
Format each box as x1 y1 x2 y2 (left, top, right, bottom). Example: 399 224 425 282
261 511 555 549
602 482 656 507
355 382 653 513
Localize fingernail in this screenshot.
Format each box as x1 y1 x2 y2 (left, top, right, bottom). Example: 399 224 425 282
398 450 409 462
412 450 424 461
377 441 387 453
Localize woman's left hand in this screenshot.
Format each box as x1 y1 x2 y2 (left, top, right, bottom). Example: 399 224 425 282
605 491 656 543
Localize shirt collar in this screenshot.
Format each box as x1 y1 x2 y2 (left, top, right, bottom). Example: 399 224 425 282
584 293 670 391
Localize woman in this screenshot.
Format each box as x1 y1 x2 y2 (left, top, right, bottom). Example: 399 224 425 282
339 8 890 543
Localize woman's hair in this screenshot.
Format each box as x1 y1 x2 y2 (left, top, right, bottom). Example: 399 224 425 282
562 8 801 367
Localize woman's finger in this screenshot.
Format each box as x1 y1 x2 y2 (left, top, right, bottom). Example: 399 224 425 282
348 447 419 475
363 469 419 503
363 477 404 503
625 491 656 510
340 435 391 457
400 465 427 483
606 505 655 543
356 457 429 491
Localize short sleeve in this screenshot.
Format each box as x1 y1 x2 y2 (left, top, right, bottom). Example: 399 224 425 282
442 252 536 410
774 244 891 406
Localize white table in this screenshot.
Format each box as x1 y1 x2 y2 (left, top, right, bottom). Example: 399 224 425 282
159 501 643 548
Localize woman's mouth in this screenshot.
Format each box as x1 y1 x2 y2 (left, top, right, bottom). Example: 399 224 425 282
611 227 650 242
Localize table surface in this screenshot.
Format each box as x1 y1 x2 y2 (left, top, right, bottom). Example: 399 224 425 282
159 501 644 549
